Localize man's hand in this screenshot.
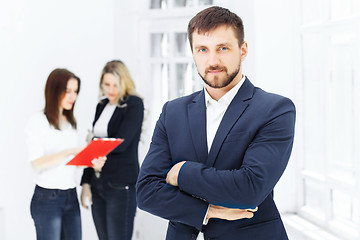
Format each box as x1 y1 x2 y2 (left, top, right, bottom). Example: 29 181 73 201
207 204 258 221
166 161 186 186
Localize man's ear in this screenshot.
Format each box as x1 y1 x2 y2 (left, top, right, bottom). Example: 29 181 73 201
240 41 248 61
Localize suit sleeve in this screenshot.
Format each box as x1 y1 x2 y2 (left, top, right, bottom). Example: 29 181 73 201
178 97 296 209
136 102 209 231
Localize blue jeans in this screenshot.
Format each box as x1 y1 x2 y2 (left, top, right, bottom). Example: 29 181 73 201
91 179 137 240
30 185 81 240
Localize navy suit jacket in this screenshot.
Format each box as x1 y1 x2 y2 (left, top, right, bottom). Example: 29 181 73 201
136 78 295 240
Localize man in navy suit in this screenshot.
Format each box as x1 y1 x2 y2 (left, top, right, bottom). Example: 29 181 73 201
136 6 295 240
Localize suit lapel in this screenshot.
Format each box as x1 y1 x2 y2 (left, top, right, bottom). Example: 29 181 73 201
206 78 255 167
93 99 108 127
188 90 208 163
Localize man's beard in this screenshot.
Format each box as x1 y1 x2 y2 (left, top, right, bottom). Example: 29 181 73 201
199 64 241 89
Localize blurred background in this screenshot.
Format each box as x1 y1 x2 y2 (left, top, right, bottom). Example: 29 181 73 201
0 0 359 239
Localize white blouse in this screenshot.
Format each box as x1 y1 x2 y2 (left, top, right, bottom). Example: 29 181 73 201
93 102 117 137
25 112 79 190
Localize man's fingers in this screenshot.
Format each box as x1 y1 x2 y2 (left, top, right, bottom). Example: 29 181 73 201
207 204 256 220
210 204 258 212
246 206 258 212
242 211 254 219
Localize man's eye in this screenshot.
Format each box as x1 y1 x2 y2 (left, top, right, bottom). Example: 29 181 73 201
199 48 206 52
220 47 228 51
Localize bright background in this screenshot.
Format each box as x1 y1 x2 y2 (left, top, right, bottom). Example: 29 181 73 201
0 0 359 239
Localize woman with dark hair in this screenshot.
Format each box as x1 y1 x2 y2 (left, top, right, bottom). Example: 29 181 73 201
25 68 105 240
80 60 144 240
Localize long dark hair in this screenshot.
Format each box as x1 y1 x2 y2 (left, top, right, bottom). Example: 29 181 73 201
44 68 81 130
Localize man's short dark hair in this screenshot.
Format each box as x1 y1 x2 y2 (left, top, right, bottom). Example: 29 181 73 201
187 6 244 51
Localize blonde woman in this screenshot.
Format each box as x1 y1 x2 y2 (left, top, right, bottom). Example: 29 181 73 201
81 60 144 240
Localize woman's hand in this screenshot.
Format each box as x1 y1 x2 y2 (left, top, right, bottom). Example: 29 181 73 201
91 156 107 172
70 146 85 155
81 183 92 209
31 146 84 171
86 129 95 144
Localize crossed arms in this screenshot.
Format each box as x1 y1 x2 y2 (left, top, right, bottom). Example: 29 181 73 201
166 161 257 221
136 97 296 231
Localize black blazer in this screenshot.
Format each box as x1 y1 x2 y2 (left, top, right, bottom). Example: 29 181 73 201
81 95 144 185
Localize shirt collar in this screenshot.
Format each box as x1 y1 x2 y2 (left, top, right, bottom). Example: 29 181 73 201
205 75 246 108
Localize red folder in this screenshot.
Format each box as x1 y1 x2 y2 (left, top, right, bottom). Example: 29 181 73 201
66 138 124 166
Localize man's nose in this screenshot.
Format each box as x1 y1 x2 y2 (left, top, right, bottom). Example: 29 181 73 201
208 51 221 66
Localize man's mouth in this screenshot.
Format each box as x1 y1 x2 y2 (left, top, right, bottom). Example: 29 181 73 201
206 66 227 74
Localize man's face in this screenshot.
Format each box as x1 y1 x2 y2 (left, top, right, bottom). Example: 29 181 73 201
191 25 247 89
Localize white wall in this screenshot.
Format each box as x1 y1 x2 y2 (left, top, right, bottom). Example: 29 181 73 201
0 0 116 239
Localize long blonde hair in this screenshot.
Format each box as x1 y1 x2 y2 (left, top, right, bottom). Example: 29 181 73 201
99 60 135 103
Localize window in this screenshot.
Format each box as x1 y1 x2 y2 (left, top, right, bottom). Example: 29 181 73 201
140 0 224 122
298 0 360 238
135 0 227 142
149 30 199 101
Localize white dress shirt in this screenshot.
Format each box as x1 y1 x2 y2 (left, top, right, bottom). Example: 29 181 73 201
204 75 246 152
201 75 246 225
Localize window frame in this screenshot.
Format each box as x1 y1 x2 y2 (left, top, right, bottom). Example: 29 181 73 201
296 0 360 238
